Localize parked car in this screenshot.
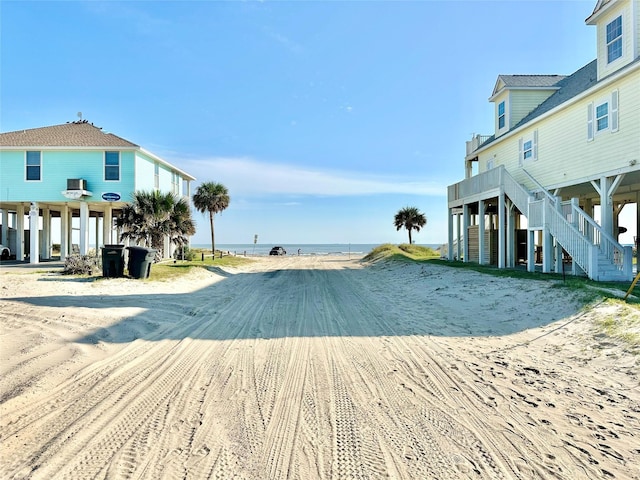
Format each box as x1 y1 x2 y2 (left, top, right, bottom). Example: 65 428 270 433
269 246 286 256
0 244 10 260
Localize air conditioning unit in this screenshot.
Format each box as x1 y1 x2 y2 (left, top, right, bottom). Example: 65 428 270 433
67 179 87 190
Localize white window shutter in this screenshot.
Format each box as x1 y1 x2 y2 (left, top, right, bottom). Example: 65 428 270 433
611 90 619 132
518 138 523 166
533 130 538 161
587 103 594 141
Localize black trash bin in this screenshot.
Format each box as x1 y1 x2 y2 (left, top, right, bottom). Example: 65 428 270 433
127 246 156 279
101 244 125 277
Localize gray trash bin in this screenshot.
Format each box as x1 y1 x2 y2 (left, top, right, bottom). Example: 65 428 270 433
127 246 156 279
102 244 125 277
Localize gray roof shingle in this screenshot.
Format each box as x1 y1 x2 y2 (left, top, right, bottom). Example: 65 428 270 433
0 121 139 148
497 74 566 89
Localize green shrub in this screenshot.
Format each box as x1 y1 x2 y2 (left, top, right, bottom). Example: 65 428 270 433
63 255 99 275
173 246 197 261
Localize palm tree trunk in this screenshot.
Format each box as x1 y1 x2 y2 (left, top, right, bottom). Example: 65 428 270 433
408 229 412 245
209 211 215 255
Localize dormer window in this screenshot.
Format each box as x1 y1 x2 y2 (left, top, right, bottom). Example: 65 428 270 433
606 16 622 63
498 101 506 129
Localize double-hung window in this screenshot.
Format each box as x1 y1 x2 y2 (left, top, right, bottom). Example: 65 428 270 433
498 101 506 129
606 16 622 63
587 90 618 140
154 163 160 189
518 130 538 165
105 151 120 181
26 151 41 181
596 102 609 131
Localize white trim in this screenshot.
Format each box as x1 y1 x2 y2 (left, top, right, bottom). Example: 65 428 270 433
24 150 42 182
104 150 121 182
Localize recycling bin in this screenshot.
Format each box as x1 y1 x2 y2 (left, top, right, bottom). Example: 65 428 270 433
127 246 156 279
101 244 125 277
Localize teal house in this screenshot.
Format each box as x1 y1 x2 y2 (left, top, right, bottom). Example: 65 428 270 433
0 120 196 263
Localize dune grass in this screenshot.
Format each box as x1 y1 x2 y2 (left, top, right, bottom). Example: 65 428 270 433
596 299 640 356
149 253 253 281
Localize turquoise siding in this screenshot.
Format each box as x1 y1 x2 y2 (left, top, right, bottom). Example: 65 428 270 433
0 149 136 202
134 152 156 191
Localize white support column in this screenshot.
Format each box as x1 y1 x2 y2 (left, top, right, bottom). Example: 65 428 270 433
103 207 113 246
447 208 454 261
60 205 69 261
463 204 470 263
506 200 515 268
478 200 485 265
29 202 39 264
498 193 505 269
79 202 89 255
527 229 535 273
456 213 462 261
94 214 100 254
1 209 8 246
42 207 51 260
16 204 25 262
542 199 553 274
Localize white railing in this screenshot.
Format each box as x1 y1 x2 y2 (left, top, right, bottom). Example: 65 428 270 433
502 170 532 214
448 167 502 202
465 134 493 156
528 199 544 229
544 198 596 277
566 199 632 277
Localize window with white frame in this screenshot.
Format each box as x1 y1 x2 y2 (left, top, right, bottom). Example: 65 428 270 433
105 151 120 181
154 163 160 189
26 151 41 181
498 101 506 129
596 102 609 131
606 15 622 63
587 90 618 141
518 130 537 165
171 172 179 194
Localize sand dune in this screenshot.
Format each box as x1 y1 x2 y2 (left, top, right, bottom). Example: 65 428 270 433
0 256 638 479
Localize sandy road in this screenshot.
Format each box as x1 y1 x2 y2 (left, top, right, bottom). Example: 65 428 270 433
0 256 638 479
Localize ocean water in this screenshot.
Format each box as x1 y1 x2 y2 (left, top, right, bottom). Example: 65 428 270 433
190 243 441 257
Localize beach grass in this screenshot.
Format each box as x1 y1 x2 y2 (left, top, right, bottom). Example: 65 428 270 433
595 299 640 355
150 253 253 281
364 243 639 305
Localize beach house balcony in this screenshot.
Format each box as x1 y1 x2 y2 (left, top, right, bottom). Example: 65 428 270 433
447 166 633 282
465 134 493 157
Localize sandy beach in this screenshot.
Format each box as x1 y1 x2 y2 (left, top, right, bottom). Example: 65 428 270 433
0 255 638 479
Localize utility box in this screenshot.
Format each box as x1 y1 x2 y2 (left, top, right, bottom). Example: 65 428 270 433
101 244 125 277
127 246 156 279
67 178 87 190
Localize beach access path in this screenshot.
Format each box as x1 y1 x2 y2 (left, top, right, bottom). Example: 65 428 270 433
0 255 638 479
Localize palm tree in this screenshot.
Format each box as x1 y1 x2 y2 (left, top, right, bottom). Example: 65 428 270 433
192 182 230 254
115 190 195 261
394 206 427 245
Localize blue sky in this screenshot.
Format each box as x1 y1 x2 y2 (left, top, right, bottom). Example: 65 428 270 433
2 0 605 245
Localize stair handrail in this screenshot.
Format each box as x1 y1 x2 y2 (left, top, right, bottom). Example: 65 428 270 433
544 197 596 278
569 200 630 274
501 167 533 214
522 169 557 205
